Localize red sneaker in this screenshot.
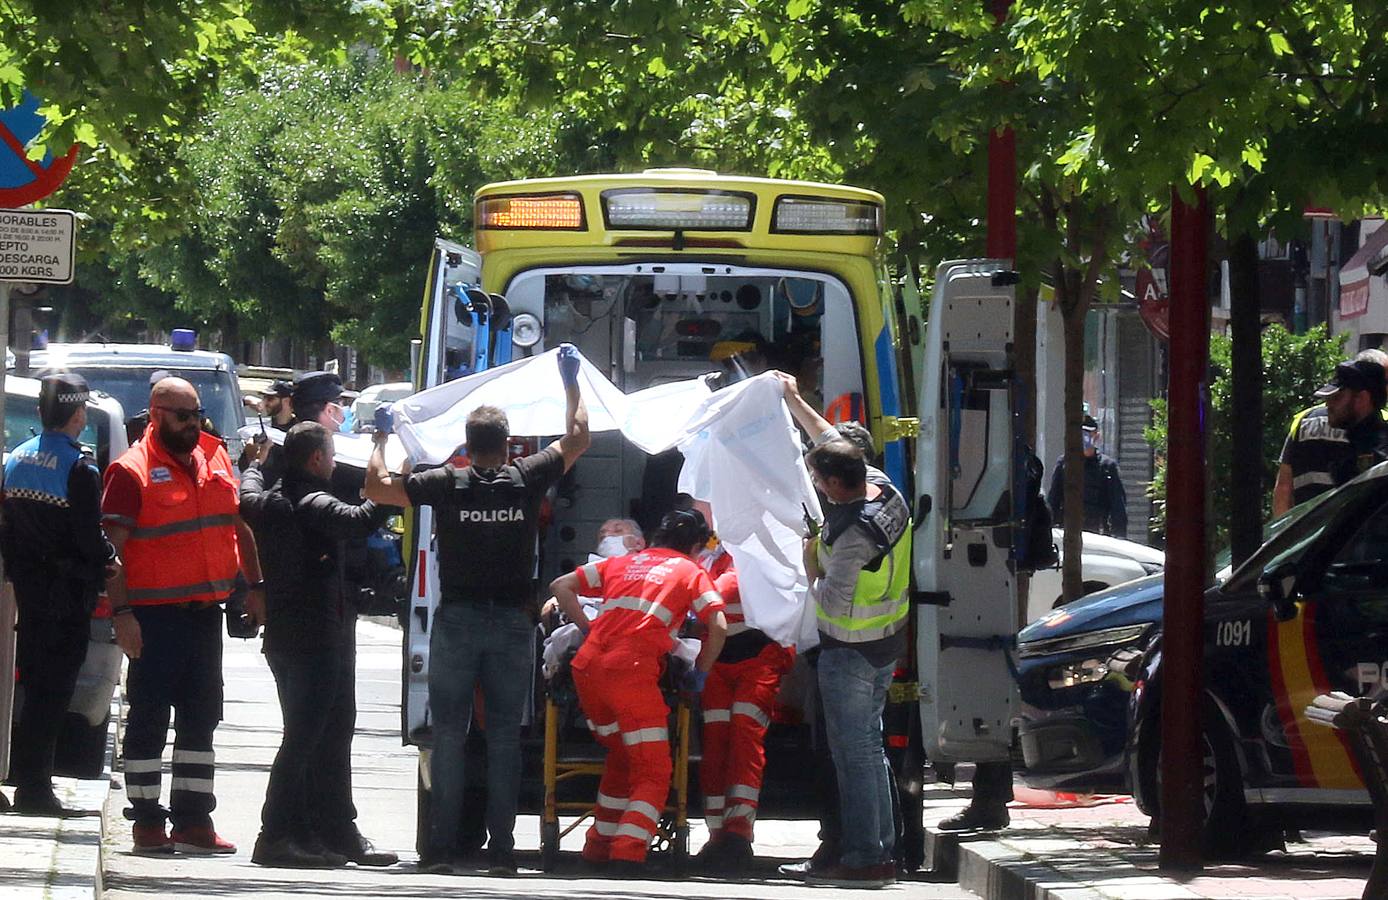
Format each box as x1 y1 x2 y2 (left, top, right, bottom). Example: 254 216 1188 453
132 822 175 856
170 825 237 855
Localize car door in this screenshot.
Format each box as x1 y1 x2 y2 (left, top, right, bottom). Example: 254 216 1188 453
1256 491 1388 802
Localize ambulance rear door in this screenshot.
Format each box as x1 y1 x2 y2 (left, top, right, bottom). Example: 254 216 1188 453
403 238 482 745
912 260 1020 764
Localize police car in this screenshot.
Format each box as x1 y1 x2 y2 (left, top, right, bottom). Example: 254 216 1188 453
2 375 129 778
1019 467 1388 856
26 333 247 460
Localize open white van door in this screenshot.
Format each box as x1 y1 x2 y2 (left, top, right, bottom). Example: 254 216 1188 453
403 239 482 748
913 260 1020 764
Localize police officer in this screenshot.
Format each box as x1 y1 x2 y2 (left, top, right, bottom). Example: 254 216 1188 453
241 422 395 869
365 344 591 875
262 379 295 431
1046 415 1128 539
0 374 116 816
1274 351 1388 517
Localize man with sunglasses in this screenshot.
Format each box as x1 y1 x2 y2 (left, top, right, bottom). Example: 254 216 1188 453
102 377 267 856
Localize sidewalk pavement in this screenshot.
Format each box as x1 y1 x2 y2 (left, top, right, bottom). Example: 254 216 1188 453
924 775 1375 900
0 757 109 899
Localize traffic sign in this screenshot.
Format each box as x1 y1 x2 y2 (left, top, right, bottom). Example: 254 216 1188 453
0 92 78 208
0 208 75 284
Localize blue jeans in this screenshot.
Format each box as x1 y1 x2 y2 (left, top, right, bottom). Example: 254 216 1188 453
817 647 896 868
427 602 534 857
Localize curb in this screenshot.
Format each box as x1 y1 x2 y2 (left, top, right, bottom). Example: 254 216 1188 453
926 823 1213 900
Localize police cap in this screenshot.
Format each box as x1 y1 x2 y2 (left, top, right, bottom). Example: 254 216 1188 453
1315 359 1388 408
291 371 343 407
40 372 90 430
262 378 293 399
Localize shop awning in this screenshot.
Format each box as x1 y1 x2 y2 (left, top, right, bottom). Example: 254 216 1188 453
1339 222 1388 319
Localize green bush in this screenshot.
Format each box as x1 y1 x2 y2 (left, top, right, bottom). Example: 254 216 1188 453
1145 323 1346 547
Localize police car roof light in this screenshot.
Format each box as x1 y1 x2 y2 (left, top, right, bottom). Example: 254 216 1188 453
170 329 197 351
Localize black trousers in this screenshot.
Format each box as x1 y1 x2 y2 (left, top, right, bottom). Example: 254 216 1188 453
260 633 358 842
122 604 223 829
10 578 89 790
971 760 1015 809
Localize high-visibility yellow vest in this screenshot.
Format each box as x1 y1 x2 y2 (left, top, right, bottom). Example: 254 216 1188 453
815 488 911 643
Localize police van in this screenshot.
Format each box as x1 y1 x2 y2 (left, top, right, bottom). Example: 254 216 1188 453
26 334 247 460
405 170 1028 864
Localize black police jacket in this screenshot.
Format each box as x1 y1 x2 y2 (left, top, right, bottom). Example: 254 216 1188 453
239 463 389 655
1046 452 1129 539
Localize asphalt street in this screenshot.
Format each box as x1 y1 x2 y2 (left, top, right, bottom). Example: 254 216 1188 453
100 618 977 899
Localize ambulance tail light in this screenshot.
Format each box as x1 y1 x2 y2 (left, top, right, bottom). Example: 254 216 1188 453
602 189 754 231
772 196 882 235
477 193 586 230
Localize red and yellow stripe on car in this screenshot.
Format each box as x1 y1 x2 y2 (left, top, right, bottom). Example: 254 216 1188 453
1266 603 1362 789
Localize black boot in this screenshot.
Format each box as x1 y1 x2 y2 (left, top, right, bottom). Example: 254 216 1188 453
936 803 1009 832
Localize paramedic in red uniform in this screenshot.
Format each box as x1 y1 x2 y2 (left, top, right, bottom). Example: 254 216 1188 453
103 377 266 855
694 535 793 871
550 509 728 872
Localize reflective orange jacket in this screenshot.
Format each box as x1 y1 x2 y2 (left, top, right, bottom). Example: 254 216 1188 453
112 427 241 606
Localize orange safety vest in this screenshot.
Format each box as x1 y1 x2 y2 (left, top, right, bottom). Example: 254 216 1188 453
114 426 241 606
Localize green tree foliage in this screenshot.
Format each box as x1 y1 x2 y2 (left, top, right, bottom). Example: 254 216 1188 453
87 58 609 366
1145 323 1346 547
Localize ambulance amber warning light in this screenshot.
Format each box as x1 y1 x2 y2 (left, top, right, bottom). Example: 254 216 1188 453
602 190 753 231
477 194 585 230
772 196 881 235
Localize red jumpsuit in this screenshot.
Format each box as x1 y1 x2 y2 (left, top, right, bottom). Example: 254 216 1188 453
571 548 724 863
698 547 794 845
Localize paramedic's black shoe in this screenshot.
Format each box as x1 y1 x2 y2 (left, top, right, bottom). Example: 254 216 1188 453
698 834 753 872
937 805 1009 832
608 859 646 878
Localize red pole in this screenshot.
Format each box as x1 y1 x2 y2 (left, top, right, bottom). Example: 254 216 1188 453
1159 185 1209 871
986 0 1016 259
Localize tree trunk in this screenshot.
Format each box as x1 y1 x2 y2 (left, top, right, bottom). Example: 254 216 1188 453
1061 295 1087 602
1227 233 1263 566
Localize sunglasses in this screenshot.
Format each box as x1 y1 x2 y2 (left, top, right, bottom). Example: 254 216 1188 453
153 405 205 424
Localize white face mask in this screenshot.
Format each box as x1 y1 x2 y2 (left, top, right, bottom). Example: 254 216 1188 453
595 535 631 558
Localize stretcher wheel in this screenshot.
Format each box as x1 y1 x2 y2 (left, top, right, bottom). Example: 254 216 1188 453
672 824 689 868
540 822 560 872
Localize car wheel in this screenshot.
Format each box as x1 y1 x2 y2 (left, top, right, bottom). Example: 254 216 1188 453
1139 705 1260 859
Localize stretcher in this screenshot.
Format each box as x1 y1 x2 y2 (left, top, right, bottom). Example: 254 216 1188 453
538 656 693 871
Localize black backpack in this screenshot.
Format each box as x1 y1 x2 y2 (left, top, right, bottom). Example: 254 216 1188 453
1017 450 1058 572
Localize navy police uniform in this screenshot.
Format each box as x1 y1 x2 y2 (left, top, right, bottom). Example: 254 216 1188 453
0 375 114 812
403 445 565 863
1046 451 1128 539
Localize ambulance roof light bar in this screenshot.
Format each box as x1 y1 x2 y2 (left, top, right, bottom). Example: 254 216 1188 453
772 195 882 235
477 193 586 230
601 188 754 231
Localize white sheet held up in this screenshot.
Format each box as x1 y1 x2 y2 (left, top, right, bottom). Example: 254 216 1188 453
676 373 822 650
391 348 711 465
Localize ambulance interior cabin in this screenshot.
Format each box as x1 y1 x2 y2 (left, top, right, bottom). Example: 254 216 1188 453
441 264 867 584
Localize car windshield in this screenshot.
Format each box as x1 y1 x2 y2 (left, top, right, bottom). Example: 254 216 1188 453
65 367 242 439
1223 478 1384 592
1212 494 1326 576
4 395 108 467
